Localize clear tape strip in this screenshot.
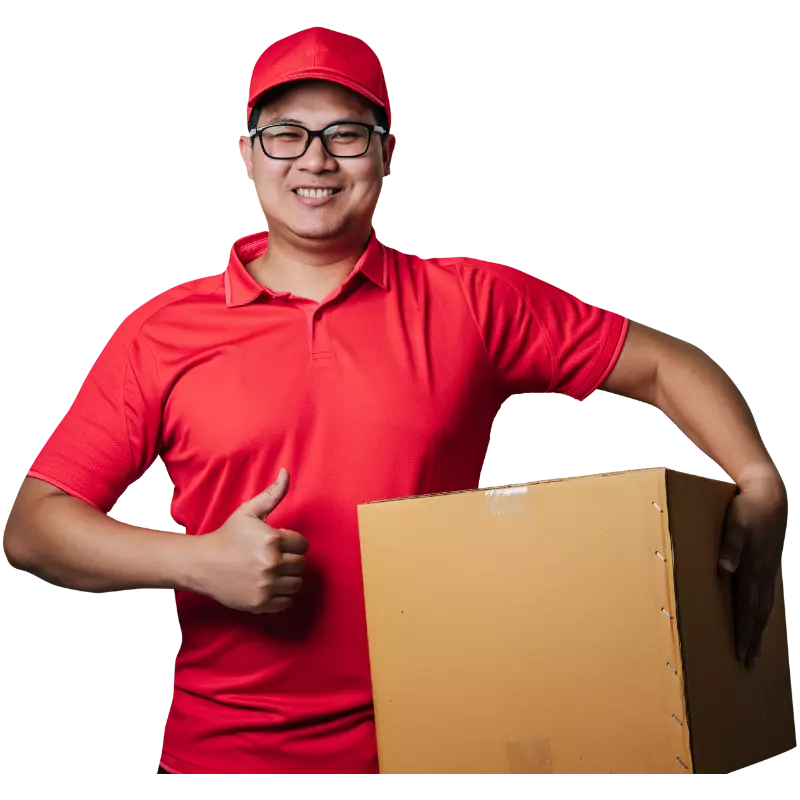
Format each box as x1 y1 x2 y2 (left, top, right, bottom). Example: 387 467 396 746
484 485 529 516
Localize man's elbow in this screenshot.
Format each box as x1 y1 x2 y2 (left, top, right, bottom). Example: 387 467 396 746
4 477 69 569
4 518 30 570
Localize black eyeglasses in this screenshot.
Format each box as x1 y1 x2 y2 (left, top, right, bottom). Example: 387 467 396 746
248 120 387 159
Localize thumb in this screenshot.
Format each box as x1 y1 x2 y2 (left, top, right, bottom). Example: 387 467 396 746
719 521 746 574
242 468 290 520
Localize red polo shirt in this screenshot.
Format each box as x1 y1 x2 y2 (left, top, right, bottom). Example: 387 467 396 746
26 226 628 773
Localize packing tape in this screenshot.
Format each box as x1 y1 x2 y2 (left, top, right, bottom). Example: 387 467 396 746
484 485 528 516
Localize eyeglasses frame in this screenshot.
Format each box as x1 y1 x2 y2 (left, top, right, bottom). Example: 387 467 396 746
247 119 387 161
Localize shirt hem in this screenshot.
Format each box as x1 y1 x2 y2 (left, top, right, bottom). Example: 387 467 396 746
25 470 107 512
160 748 218 773
571 314 630 401
158 758 181 774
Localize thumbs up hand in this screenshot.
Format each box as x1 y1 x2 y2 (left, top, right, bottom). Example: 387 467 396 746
192 468 308 613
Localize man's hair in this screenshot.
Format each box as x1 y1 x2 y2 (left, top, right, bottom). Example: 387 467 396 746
248 82 390 145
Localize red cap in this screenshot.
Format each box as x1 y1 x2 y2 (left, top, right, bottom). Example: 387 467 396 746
247 27 391 131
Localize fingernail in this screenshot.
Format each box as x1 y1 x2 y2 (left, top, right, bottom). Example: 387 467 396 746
719 558 734 572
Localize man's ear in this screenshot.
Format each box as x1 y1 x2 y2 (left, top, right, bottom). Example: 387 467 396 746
236 133 253 182
383 134 396 177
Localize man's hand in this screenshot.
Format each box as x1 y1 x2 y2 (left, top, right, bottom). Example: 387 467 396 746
718 475 788 669
190 467 309 614
599 322 789 670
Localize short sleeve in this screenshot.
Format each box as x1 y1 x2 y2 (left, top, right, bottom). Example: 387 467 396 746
456 258 629 401
26 317 163 514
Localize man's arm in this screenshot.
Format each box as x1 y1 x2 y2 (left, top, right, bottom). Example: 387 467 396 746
3 476 203 594
598 319 782 488
598 319 788 668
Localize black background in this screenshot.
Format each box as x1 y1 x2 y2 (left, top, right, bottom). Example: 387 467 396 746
0 21 798 777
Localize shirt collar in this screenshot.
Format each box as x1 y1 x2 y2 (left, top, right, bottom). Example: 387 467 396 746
224 226 388 308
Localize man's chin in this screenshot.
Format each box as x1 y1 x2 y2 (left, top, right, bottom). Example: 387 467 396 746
293 223 344 240
288 221 348 242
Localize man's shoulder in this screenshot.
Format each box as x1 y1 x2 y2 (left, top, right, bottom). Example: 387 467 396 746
112 273 223 345
143 273 221 312
418 252 545 296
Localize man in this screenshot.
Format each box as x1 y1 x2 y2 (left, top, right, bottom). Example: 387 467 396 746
3 26 787 774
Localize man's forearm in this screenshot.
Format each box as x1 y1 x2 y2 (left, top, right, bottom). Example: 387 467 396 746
652 344 785 493
6 493 204 594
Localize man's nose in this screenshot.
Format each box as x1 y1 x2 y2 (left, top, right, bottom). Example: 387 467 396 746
298 133 336 168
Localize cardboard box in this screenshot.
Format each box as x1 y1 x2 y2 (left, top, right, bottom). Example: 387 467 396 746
357 467 795 773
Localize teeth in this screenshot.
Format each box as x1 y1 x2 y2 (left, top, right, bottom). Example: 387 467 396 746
295 188 337 198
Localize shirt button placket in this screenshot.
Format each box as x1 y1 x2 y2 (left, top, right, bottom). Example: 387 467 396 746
306 303 334 362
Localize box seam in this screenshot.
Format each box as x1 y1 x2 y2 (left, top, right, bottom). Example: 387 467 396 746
661 471 695 773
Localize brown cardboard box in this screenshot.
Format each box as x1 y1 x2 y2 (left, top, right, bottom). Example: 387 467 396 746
356 467 795 773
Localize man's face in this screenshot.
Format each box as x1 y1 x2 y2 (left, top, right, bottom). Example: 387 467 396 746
239 79 396 242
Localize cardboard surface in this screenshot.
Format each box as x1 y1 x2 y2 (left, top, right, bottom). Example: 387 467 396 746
664 470 795 772
357 467 795 773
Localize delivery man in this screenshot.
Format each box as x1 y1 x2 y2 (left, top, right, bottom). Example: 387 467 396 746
3 26 788 774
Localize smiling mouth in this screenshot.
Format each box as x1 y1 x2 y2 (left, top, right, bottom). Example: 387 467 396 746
292 188 342 196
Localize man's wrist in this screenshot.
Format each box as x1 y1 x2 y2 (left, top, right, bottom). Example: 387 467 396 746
737 462 786 499
173 532 212 594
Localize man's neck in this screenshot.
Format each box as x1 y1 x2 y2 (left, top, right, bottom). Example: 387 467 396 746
246 229 370 300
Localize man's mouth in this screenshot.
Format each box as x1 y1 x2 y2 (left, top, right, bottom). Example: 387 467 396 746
292 188 342 198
